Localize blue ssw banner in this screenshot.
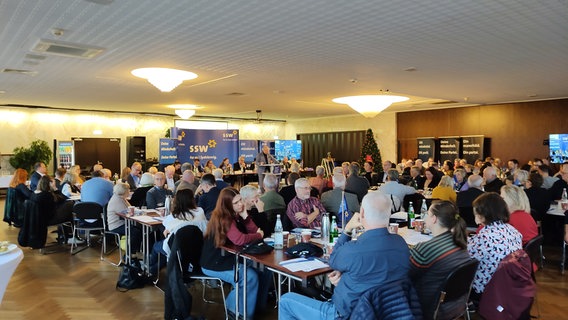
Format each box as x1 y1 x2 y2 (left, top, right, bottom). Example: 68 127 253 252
172 128 239 164
159 138 178 164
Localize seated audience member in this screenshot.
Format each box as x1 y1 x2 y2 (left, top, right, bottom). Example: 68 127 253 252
175 170 197 194
500 185 538 246
259 174 286 212
537 164 558 189
309 165 328 195
321 174 360 226
442 160 454 177
195 173 221 220
200 188 271 318
119 166 131 183
70 165 85 186
377 169 416 205
149 188 207 276
453 168 469 192
125 162 142 190
5 169 34 226
468 193 522 302
286 178 326 229
423 167 440 190
193 158 204 176
60 172 81 198
240 185 271 235
147 166 158 175
523 172 549 222
54 167 66 191
410 201 471 319
173 160 182 175
513 169 529 188
129 172 154 208
146 172 173 209
279 192 410 319
80 170 113 207
164 165 179 191
279 172 300 206
376 160 392 184
100 168 113 181
341 161 351 177
212 168 230 190
407 165 425 190
345 162 370 203
482 166 503 194
289 162 301 174
432 176 457 203
456 174 485 227
30 161 47 191
549 163 568 201
362 161 379 186
107 182 142 255
31 175 73 226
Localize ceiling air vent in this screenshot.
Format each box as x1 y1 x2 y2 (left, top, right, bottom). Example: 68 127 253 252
32 39 105 59
1 68 38 76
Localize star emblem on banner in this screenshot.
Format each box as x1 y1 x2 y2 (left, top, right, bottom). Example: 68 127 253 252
208 140 217 148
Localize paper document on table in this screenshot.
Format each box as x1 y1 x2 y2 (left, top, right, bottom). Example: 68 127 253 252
131 215 159 223
279 257 329 272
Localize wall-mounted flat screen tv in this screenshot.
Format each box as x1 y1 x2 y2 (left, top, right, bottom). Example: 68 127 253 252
275 140 302 161
549 134 568 163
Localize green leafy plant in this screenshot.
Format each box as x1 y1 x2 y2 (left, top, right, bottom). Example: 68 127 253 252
9 139 52 173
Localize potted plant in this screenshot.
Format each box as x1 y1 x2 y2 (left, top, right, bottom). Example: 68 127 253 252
9 139 52 174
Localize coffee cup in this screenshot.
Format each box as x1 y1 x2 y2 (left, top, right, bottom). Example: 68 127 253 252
561 200 568 211
282 231 290 246
415 219 425 233
388 223 399 234
128 206 135 216
301 230 312 243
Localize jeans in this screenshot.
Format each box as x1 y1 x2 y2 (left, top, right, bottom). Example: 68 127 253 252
149 240 167 276
279 292 336 320
201 265 259 320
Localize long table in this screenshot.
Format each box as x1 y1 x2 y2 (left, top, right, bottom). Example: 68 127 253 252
220 243 332 320
118 210 163 272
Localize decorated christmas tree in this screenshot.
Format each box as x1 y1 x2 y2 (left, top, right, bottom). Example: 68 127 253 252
359 128 382 173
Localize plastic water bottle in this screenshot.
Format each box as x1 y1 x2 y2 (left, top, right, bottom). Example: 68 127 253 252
274 214 284 249
408 203 415 229
321 213 330 243
562 188 567 201
165 195 172 215
420 199 428 219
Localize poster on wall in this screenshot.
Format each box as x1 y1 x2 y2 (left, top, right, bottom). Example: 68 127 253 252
461 135 486 164
258 140 275 155
159 138 178 164
417 137 437 162
172 128 239 165
438 136 461 162
239 140 258 163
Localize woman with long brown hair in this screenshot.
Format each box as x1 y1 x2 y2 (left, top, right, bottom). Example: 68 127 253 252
3 168 33 226
200 187 268 319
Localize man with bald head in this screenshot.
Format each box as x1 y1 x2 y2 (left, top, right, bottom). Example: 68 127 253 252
175 170 197 194
279 192 410 319
456 174 485 227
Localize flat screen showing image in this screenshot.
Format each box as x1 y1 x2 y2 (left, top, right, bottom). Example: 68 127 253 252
549 134 568 163
275 140 302 161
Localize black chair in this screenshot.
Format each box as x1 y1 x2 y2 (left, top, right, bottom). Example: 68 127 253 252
458 206 477 228
432 258 479 320
101 205 122 266
70 202 105 255
524 234 544 318
166 225 228 319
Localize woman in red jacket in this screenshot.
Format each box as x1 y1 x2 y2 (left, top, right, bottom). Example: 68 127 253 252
500 185 538 246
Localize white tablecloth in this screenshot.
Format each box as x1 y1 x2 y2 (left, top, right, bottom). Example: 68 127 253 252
0 176 12 189
0 246 24 303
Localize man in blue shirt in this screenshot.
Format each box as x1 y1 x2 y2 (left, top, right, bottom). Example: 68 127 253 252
279 192 410 319
80 170 113 206
146 172 173 209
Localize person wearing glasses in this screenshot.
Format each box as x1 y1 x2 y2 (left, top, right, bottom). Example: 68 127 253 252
286 178 326 229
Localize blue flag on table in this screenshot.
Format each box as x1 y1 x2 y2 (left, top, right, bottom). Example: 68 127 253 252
338 193 353 228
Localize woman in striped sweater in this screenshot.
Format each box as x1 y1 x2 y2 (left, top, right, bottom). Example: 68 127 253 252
409 200 471 320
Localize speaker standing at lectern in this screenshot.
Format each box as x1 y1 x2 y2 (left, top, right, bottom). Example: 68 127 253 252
255 145 277 191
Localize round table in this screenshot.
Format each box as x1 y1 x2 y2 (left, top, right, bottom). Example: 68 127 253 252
0 245 24 303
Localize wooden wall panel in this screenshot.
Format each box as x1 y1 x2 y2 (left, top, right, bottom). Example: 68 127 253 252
397 99 568 165
297 130 366 168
